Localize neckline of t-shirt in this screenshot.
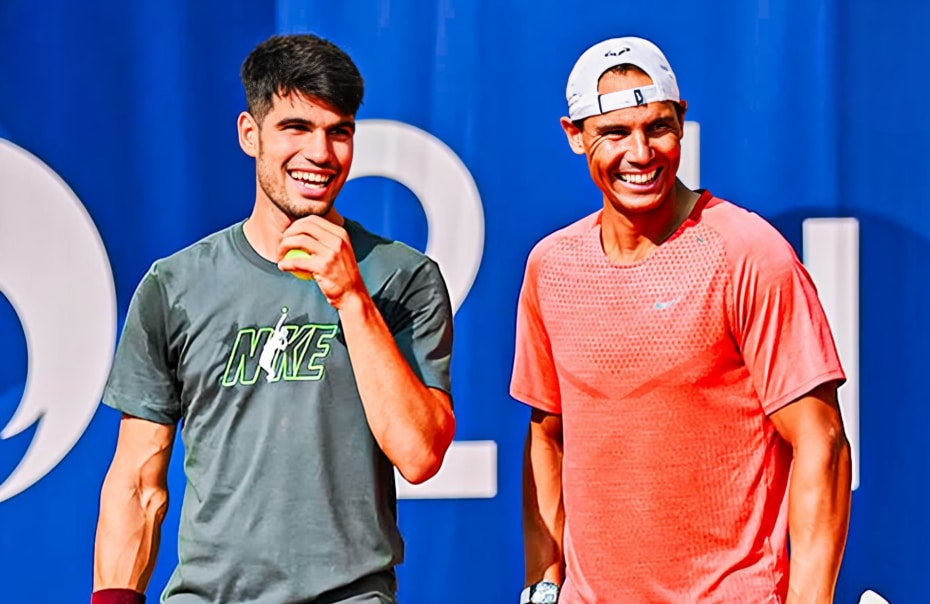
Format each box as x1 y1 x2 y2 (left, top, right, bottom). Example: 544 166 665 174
229 218 363 276
592 189 714 269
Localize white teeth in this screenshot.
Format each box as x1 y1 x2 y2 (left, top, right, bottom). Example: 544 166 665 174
290 170 331 185
620 169 658 184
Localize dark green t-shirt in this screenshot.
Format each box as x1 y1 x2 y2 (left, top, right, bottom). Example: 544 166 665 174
104 219 453 603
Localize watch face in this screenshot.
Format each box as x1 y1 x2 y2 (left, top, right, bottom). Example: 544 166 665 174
531 582 560 604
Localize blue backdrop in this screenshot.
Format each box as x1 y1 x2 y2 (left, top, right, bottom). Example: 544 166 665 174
1 1 927 602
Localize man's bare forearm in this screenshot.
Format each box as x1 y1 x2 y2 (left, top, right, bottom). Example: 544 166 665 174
523 413 565 585
93 476 169 591
785 424 852 603
94 417 174 592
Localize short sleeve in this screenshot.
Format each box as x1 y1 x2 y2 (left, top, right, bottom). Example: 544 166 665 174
103 263 182 424
730 227 846 415
510 250 562 413
390 259 453 396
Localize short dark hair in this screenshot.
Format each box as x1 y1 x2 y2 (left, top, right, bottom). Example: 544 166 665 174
240 34 364 123
598 63 650 84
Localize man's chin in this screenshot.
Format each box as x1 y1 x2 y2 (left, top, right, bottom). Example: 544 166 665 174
606 193 666 214
277 198 335 221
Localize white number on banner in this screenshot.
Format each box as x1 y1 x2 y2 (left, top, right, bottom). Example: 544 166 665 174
348 119 484 315
0 140 117 502
803 218 861 491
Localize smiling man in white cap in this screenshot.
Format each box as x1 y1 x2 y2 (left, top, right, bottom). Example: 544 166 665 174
511 36 852 603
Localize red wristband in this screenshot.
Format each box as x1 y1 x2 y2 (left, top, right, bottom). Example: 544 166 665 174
91 588 146 604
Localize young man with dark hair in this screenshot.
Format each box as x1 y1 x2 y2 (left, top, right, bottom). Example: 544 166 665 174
92 33 455 604
512 36 851 604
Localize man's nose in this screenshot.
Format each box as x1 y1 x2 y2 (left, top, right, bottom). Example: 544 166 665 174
626 130 653 164
303 130 333 164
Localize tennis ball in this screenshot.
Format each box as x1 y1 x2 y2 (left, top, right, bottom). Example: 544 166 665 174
284 249 314 280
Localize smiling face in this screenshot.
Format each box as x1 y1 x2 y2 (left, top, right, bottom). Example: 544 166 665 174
238 92 355 220
562 68 686 217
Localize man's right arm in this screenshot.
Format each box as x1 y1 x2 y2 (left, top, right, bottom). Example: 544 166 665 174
522 408 565 586
94 414 175 594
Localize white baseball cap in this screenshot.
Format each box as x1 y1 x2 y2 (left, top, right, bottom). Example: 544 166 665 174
566 36 680 121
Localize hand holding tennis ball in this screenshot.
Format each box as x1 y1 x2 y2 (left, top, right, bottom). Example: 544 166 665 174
278 216 364 308
283 249 315 280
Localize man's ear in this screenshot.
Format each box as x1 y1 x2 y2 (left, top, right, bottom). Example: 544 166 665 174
676 100 688 139
237 111 259 158
560 116 586 155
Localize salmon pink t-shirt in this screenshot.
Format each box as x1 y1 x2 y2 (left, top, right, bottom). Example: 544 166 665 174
510 192 845 604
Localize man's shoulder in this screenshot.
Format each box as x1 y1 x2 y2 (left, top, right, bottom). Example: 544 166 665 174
346 218 434 270
152 222 241 270
701 196 793 255
140 222 243 292
526 210 600 266
700 195 799 269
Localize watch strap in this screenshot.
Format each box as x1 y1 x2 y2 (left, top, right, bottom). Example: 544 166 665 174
520 580 560 603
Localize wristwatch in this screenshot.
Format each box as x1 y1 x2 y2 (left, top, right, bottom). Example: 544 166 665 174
520 580 560 604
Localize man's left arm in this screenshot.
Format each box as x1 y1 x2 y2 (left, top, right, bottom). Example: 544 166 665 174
769 380 851 604
279 215 455 484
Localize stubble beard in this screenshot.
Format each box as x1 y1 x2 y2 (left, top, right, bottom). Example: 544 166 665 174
256 157 335 221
